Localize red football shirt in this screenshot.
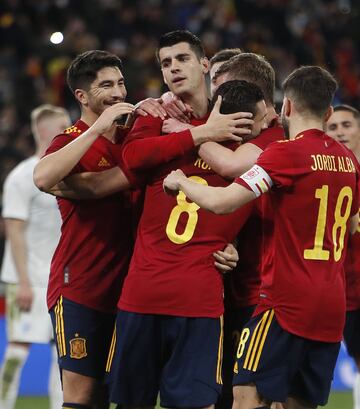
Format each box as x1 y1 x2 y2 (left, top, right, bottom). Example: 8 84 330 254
236 129 359 342
119 115 253 317
344 212 360 311
226 126 285 310
46 120 134 313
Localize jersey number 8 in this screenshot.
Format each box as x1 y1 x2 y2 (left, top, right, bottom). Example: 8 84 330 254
166 176 208 244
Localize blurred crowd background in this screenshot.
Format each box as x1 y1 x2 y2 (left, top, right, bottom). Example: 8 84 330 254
0 0 360 258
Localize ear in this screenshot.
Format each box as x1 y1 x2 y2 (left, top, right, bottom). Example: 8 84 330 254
283 96 291 118
75 89 88 106
324 106 334 122
200 57 210 75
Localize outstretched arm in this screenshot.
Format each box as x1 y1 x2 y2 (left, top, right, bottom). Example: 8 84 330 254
198 142 262 179
163 169 256 214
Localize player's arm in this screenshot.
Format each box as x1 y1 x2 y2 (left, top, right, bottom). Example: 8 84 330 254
198 142 263 179
122 96 251 171
163 169 256 214
49 167 132 199
33 102 134 192
4 218 33 311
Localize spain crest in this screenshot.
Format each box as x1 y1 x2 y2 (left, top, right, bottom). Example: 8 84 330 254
69 335 87 359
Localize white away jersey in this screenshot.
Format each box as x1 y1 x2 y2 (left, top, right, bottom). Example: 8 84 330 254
1 156 61 287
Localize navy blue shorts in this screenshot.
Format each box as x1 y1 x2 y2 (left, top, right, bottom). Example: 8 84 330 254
233 309 340 406
217 305 256 409
106 310 224 408
49 296 116 379
343 309 360 359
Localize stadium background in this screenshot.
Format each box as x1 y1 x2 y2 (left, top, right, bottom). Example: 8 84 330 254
0 0 359 407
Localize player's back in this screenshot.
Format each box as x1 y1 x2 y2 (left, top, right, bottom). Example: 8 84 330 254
255 129 359 342
120 148 253 318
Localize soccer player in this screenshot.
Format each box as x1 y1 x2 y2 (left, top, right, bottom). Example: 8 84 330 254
106 30 267 409
209 48 242 95
33 50 138 409
326 104 360 409
163 65 359 409
0 105 70 409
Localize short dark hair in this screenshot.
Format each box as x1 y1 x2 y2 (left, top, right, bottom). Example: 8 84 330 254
156 30 205 63
282 66 338 118
67 50 123 94
333 104 360 124
211 80 264 117
215 53 275 105
209 48 242 67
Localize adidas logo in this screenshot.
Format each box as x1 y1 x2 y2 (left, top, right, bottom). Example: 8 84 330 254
98 157 111 167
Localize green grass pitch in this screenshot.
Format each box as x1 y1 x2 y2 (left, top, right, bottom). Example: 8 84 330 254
15 391 353 409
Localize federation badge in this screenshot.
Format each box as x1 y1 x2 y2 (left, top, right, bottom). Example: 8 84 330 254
69 335 87 359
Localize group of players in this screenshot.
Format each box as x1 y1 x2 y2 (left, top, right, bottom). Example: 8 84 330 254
0 29 360 409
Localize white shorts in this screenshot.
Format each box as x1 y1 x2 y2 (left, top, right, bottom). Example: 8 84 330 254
5 284 53 343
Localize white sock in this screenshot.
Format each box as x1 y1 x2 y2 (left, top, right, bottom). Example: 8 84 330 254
354 372 360 409
48 344 63 409
0 344 29 409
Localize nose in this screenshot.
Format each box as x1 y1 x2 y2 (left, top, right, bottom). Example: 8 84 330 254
113 85 127 101
170 60 180 72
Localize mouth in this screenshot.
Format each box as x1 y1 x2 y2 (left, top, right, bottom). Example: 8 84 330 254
172 77 186 85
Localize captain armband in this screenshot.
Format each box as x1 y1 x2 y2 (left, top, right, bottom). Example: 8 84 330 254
240 165 273 197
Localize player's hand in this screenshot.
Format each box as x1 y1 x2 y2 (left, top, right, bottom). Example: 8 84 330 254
16 281 34 311
214 243 239 273
92 102 135 136
206 95 254 142
163 169 186 196
161 92 193 123
162 118 194 134
135 98 167 120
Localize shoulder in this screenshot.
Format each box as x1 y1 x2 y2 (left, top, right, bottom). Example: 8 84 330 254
4 156 37 185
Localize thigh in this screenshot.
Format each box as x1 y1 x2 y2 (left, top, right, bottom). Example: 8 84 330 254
106 310 160 407
160 316 223 408
233 309 305 404
49 296 115 380
289 340 340 407
6 284 53 343
343 309 360 360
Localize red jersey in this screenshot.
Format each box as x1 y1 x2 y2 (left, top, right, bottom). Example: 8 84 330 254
236 129 359 342
344 212 360 310
119 115 253 317
46 120 134 313
226 126 285 310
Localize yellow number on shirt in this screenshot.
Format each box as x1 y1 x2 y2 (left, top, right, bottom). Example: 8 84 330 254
304 185 353 261
332 186 353 261
166 176 208 244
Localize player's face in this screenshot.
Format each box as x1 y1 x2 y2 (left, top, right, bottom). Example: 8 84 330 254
210 62 225 96
326 110 360 152
210 72 230 96
86 66 127 116
39 115 71 147
159 42 209 98
247 100 268 141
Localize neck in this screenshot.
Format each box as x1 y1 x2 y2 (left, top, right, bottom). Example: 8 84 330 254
35 143 48 158
353 144 360 163
179 85 209 118
80 109 99 127
266 105 278 125
289 116 324 140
